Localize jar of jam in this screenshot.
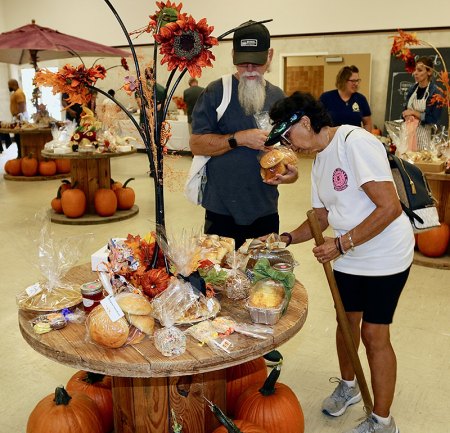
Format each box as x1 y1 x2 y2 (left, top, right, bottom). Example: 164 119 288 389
80 281 104 313
272 262 294 273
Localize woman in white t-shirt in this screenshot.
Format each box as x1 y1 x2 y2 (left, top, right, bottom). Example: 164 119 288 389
264 91 413 433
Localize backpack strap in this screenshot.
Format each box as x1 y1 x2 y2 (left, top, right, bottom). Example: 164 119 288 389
216 74 233 121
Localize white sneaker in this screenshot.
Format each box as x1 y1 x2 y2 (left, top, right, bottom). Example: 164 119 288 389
344 415 399 433
322 377 362 417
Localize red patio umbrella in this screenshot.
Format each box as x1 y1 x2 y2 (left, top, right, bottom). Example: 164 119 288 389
0 20 130 70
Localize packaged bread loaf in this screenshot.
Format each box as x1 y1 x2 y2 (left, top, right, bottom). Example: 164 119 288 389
260 147 297 181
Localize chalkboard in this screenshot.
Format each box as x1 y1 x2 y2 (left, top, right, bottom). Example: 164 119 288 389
385 47 449 128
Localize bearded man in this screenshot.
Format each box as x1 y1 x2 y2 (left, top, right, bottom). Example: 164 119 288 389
190 21 296 248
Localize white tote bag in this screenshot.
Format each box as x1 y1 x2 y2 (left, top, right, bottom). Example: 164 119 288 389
184 74 233 205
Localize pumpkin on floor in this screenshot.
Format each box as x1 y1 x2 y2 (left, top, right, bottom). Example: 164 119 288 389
21 154 38 176
417 223 450 257
226 357 267 416
94 188 117 217
26 386 103 433
38 159 57 176
235 364 305 433
4 158 22 176
115 177 136 210
66 371 113 433
61 188 86 218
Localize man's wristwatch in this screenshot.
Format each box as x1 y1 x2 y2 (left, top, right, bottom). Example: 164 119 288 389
228 133 238 149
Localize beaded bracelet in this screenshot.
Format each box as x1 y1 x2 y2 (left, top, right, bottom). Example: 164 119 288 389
280 232 293 247
347 232 355 251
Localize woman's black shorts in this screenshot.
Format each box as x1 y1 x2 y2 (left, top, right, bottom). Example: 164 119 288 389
333 267 411 324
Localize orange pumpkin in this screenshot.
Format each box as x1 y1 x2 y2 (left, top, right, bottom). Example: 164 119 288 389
235 365 305 433
140 268 171 298
110 178 123 191
226 357 267 416
417 223 450 257
4 158 22 176
51 197 63 214
94 188 117 217
55 158 71 173
66 371 113 433
115 177 136 210
21 154 38 176
26 386 103 433
60 179 72 194
212 419 268 433
61 188 86 218
39 159 57 176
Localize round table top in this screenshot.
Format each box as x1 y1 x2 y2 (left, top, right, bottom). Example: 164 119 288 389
18 263 308 378
0 127 52 134
41 148 137 160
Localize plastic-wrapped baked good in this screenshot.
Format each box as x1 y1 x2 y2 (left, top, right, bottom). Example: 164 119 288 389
225 269 251 300
248 279 285 308
154 326 186 357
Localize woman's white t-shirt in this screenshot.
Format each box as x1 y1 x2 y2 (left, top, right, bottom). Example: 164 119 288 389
311 125 414 276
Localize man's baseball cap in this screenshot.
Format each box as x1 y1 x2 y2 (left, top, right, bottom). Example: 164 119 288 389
233 21 270 66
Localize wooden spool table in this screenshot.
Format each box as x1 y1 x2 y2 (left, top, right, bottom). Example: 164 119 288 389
1 127 68 181
41 149 139 225
18 263 308 433
413 171 450 270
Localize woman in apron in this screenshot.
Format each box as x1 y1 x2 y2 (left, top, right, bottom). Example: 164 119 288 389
402 56 443 151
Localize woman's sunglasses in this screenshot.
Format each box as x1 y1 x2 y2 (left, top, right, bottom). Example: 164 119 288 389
265 111 304 146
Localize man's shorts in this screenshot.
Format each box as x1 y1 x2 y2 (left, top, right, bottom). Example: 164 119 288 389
333 267 411 324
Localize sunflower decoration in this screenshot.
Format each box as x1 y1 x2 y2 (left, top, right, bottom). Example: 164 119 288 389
155 14 218 78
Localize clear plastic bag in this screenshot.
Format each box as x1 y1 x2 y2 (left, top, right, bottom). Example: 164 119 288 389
16 210 93 311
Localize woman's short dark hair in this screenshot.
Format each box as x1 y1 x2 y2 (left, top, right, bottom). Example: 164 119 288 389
415 56 434 70
269 91 332 134
335 65 359 90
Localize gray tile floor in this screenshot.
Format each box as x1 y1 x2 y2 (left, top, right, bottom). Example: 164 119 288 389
1 147 448 432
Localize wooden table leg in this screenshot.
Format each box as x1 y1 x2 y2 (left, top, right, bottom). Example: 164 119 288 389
111 370 226 433
70 158 111 214
20 132 53 160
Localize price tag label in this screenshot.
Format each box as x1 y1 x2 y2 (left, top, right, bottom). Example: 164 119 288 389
25 283 42 297
100 295 124 322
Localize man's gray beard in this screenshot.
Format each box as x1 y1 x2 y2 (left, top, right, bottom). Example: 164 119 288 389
238 74 266 116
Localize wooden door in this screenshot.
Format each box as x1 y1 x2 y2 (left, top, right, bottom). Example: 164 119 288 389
284 64 324 99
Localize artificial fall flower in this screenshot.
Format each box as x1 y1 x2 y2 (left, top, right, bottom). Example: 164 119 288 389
148 1 183 32
122 75 140 95
155 14 218 77
390 30 421 73
34 64 107 107
121 57 130 71
430 71 450 107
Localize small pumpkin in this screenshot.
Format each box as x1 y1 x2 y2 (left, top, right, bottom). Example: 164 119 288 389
140 268 171 298
110 178 123 191
21 154 38 176
66 371 113 433
55 158 71 173
94 188 117 217
4 158 22 176
60 179 72 194
226 357 267 416
61 188 86 218
235 364 305 433
115 177 136 210
38 159 57 176
26 386 103 433
417 223 450 257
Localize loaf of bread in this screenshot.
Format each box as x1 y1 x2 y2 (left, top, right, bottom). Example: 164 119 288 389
260 147 297 181
116 292 153 315
88 305 130 348
248 279 285 308
127 313 155 335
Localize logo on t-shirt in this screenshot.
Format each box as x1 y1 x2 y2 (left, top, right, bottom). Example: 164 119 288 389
352 102 360 112
332 168 348 191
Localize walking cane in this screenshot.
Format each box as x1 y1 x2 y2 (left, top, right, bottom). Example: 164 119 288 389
307 209 373 413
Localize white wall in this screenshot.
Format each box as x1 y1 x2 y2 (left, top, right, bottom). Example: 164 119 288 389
0 1 449 127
